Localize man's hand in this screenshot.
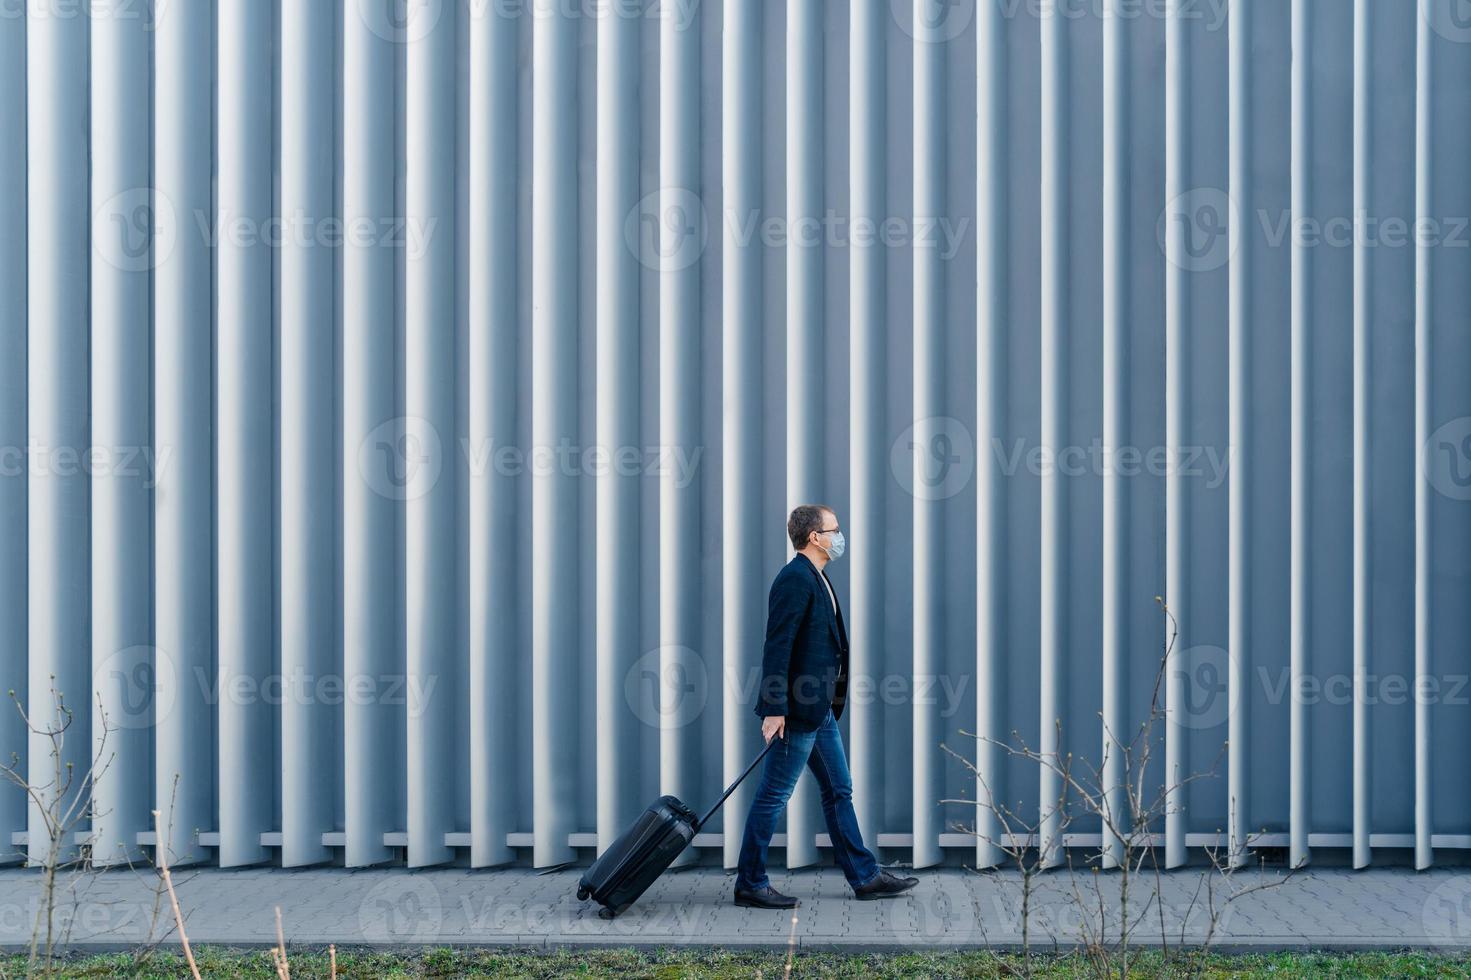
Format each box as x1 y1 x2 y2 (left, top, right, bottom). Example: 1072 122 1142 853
761 715 786 743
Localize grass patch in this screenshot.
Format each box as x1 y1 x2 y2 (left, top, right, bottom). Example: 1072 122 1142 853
7 947 1471 978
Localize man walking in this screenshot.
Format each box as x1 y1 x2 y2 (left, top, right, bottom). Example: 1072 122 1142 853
734 505 919 909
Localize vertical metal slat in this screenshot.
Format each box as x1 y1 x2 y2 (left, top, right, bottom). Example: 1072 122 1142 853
155 0 215 868
1350 0 1372 871
530 0 578 869
1037 0 1069 872
90 0 153 867
470 0 519 870
783 0 822 871
911 0 943 872
659 0 700 862
216 0 275 868
975 0 1009 873
27 0 91 867
1288 0 1311 871
342 0 401 870
1100 0 1126 872
405 0 456 869
1228 0 1253 870
1413 0 1433 873
723 0 763 870
280 0 339 869
1163 0 1188 869
848 0 884 855
0 0 26 862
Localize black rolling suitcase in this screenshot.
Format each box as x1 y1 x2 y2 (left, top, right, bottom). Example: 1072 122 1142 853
576 741 775 918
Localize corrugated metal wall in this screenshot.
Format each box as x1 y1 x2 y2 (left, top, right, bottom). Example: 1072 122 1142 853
1 0 1470 871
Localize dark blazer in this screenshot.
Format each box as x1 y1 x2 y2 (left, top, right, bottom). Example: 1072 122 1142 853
754 553 850 733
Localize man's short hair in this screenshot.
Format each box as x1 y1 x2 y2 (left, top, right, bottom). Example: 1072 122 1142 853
788 504 833 552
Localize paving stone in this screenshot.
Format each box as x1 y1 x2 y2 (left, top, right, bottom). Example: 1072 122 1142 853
0 866 1466 951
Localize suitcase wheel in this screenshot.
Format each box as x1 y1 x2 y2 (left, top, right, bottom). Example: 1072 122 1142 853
576 886 590 901
598 906 618 920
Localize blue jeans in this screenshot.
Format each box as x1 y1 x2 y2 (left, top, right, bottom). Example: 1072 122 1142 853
735 710 880 892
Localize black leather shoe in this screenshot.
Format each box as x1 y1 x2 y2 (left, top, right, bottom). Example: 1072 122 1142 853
734 884 799 909
853 871 919 900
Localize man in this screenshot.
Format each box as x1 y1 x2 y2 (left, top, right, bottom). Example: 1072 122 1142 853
734 504 919 909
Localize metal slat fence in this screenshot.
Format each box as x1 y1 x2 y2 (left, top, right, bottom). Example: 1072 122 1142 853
0 0 1467 871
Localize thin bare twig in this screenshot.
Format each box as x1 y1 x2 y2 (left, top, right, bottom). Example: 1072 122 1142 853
274 905 291 980
151 808 201 980
942 599 1299 977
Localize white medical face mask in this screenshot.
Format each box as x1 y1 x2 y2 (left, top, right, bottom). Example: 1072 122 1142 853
822 530 845 561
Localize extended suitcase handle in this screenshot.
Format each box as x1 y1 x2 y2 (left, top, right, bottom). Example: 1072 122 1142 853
695 738 777 831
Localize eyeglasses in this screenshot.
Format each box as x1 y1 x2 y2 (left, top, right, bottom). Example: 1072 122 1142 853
816 527 840 535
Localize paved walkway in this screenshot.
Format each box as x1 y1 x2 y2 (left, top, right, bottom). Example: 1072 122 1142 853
1 865 1470 952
